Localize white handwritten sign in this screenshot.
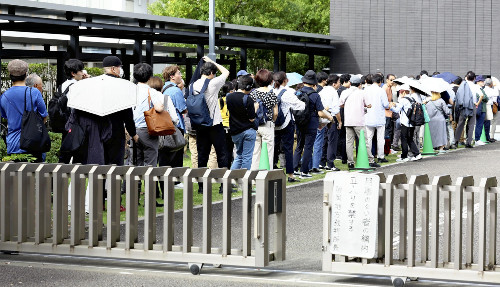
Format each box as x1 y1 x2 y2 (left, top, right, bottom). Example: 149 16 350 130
329 172 380 258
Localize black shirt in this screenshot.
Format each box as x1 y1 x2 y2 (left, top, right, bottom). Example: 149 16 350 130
226 91 257 135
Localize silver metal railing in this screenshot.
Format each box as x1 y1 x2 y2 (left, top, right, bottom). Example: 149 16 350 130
323 172 500 285
0 162 286 274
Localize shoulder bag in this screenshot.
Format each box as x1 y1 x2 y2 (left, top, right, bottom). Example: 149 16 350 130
144 89 176 136
20 87 51 153
158 126 186 151
60 110 86 154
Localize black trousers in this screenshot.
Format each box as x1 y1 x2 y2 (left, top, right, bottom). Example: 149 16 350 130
293 127 316 174
401 125 420 158
326 124 340 168
274 121 295 174
196 124 227 169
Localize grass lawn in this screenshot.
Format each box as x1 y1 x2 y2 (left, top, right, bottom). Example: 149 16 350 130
106 143 464 222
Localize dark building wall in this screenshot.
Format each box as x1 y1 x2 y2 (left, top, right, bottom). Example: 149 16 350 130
330 0 500 77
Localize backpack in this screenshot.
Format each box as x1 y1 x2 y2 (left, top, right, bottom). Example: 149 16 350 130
186 79 212 128
48 83 73 133
292 88 313 130
273 89 286 127
405 97 425 126
254 98 269 126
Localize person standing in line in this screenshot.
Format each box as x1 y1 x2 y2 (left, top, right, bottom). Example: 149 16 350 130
159 65 187 170
226 75 257 170
250 69 278 170
219 81 235 168
101 56 138 165
336 74 351 164
389 84 422 162
473 76 488 146
309 71 330 173
25 73 44 94
424 91 449 153
483 78 497 143
339 75 371 169
132 64 164 167
293 70 334 178
0 60 48 162
383 74 398 153
272 72 305 182
454 71 481 148
56 59 85 163
364 73 389 167
191 56 229 193
317 74 342 172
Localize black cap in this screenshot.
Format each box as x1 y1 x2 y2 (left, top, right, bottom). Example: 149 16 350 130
102 56 122 67
301 70 318 85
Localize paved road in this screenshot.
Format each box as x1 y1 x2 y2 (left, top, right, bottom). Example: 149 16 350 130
1 144 500 286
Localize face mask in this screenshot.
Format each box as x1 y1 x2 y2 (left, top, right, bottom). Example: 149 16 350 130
119 67 124 78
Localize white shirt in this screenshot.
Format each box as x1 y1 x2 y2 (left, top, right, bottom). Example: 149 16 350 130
192 74 227 126
484 86 499 105
133 83 177 128
364 84 389 127
274 86 305 130
319 86 340 116
61 79 77 93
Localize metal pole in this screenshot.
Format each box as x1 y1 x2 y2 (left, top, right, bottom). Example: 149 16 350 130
208 0 216 61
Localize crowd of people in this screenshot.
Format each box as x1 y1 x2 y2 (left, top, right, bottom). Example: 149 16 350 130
1 56 498 206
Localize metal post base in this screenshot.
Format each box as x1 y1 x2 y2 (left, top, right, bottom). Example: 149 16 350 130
391 276 407 287
188 263 204 275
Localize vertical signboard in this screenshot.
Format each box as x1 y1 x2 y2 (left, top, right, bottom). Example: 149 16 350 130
329 172 380 258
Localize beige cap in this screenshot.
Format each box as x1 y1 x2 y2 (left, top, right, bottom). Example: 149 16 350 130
7 59 28 76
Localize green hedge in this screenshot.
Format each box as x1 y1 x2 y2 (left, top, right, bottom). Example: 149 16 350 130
1 132 61 163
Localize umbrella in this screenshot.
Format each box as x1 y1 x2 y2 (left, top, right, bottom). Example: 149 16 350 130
432 72 458 84
393 76 411 85
394 77 431 95
67 75 137 117
408 79 431 96
419 77 449 93
286 72 303 87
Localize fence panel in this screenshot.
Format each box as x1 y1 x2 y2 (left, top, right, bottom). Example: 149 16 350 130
0 162 286 274
323 172 500 284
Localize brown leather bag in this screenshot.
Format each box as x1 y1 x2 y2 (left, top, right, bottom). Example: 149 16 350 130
493 102 498 115
144 90 176 136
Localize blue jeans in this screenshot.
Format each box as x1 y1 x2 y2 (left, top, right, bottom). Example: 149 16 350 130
231 129 257 170
475 112 486 141
312 128 326 169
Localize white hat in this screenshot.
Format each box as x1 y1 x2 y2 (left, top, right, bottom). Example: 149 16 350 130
397 83 411 91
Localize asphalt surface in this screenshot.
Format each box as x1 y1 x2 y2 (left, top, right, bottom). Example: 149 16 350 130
1 143 500 286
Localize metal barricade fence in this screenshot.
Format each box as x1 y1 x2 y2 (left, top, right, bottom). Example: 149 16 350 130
0 162 286 274
323 172 500 285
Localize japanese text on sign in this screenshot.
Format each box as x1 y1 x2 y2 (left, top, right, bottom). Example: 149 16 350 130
329 172 380 258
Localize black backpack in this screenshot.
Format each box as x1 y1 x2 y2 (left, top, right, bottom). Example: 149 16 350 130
405 97 425 126
48 83 73 133
292 88 313 130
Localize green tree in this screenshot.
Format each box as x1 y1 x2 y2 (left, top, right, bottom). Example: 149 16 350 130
149 0 330 74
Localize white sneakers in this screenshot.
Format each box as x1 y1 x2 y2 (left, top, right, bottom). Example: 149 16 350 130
475 140 486 146
397 154 423 162
411 154 423 161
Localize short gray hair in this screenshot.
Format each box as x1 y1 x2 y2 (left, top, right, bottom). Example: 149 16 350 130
485 78 494 87
25 73 42 87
